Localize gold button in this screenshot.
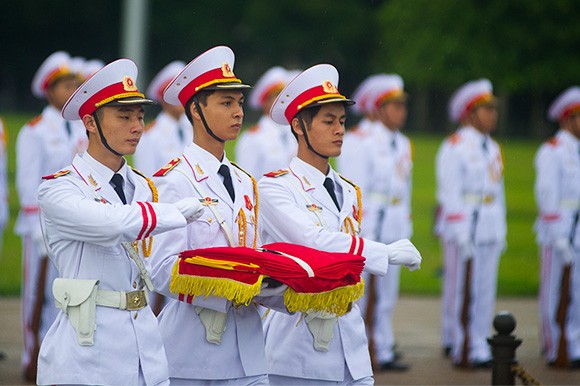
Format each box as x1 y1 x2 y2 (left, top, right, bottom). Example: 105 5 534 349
132 281 137 289
208 217 213 223
134 313 138 320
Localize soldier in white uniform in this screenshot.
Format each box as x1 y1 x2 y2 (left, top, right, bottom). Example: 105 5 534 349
435 79 507 368
15 51 88 380
149 46 284 385
235 66 297 177
336 74 381 179
37 59 203 386
259 64 422 385
133 61 192 176
534 86 580 369
344 74 413 371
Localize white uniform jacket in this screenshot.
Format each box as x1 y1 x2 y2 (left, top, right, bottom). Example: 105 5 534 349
534 129 580 246
235 115 297 177
37 152 187 386
149 142 275 381
436 126 507 244
336 118 377 184
16 105 87 241
258 157 391 382
352 125 412 242
133 112 192 176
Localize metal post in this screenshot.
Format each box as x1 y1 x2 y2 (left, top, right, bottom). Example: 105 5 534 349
487 311 522 385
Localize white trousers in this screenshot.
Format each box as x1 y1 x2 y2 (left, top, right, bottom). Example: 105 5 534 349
357 265 401 362
269 365 373 385
20 236 58 370
440 239 455 350
170 374 269 385
448 241 502 363
538 244 580 362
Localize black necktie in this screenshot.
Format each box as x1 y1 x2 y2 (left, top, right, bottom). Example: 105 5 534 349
65 120 72 138
110 173 127 204
177 124 184 144
218 165 235 201
482 138 489 153
323 177 340 210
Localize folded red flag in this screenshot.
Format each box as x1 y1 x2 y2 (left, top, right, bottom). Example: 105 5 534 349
170 242 365 316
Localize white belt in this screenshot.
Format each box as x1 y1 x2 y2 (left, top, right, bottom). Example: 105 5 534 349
464 193 495 205
560 199 580 210
369 192 402 206
96 289 148 311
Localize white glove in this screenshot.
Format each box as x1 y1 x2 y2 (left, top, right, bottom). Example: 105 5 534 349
174 197 204 224
456 233 474 261
554 238 574 265
385 239 422 271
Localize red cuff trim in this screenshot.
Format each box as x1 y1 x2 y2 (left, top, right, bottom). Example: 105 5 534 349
143 202 157 238
446 213 464 221
136 202 149 240
348 235 357 254
356 237 365 256
541 213 561 222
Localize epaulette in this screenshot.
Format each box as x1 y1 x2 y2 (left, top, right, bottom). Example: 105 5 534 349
42 169 71 180
263 169 289 178
547 137 559 147
230 162 255 180
247 124 259 133
448 132 461 145
28 115 42 127
144 119 156 132
153 157 181 177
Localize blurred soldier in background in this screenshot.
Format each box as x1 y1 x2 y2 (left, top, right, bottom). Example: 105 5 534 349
0 117 8 252
436 79 506 368
235 66 296 177
15 51 88 381
133 61 191 177
336 74 381 179
534 86 580 369
342 74 413 371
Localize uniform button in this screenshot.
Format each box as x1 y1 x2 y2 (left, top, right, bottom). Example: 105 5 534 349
134 313 138 320
132 281 137 289
208 218 213 223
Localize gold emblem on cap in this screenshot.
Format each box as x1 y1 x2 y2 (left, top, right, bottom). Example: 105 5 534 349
322 80 338 94
222 63 234 78
123 76 138 92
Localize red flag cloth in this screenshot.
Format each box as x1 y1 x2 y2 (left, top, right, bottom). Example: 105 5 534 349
170 242 365 316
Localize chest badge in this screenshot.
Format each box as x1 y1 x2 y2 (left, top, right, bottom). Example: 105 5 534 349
200 197 218 206
307 203 323 212
244 195 253 211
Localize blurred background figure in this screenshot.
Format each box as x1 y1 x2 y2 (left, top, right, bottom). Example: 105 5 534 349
235 66 297 177
336 73 382 179
534 86 580 369
133 60 191 177
15 50 88 381
345 74 413 372
436 79 506 369
0 116 8 253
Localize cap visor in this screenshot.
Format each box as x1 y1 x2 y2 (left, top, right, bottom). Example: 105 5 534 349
308 97 355 108
205 82 252 91
106 96 155 106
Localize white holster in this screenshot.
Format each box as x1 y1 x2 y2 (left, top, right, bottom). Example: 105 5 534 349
195 306 227 345
52 278 99 346
305 311 338 352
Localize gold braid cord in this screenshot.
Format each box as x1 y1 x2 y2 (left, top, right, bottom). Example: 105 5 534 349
338 174 362 233
131 167 158 257
511 364 543 386
237 209 248 247
231 162 259 248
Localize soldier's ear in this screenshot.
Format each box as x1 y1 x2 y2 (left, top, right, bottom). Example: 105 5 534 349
291 118 304 138
82 114 98 134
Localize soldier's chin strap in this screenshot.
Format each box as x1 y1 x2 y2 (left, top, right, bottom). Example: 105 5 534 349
194 100 225 143
93 112 123 157
298 118 330 159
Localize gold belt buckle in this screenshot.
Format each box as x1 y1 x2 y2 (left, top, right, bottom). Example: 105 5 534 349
483 194 494 204
126 290 147 310
390 196 401 205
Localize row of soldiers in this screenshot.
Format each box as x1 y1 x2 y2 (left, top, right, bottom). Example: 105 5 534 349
8 45 579 385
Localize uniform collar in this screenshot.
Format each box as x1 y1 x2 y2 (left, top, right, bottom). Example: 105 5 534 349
184 142 230 175
43 105 65 122
461 125 490 143
557 128 580 146
289 156 339 191
81 151 130 184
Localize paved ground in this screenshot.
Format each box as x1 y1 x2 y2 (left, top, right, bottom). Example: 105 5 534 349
0 296 577 385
